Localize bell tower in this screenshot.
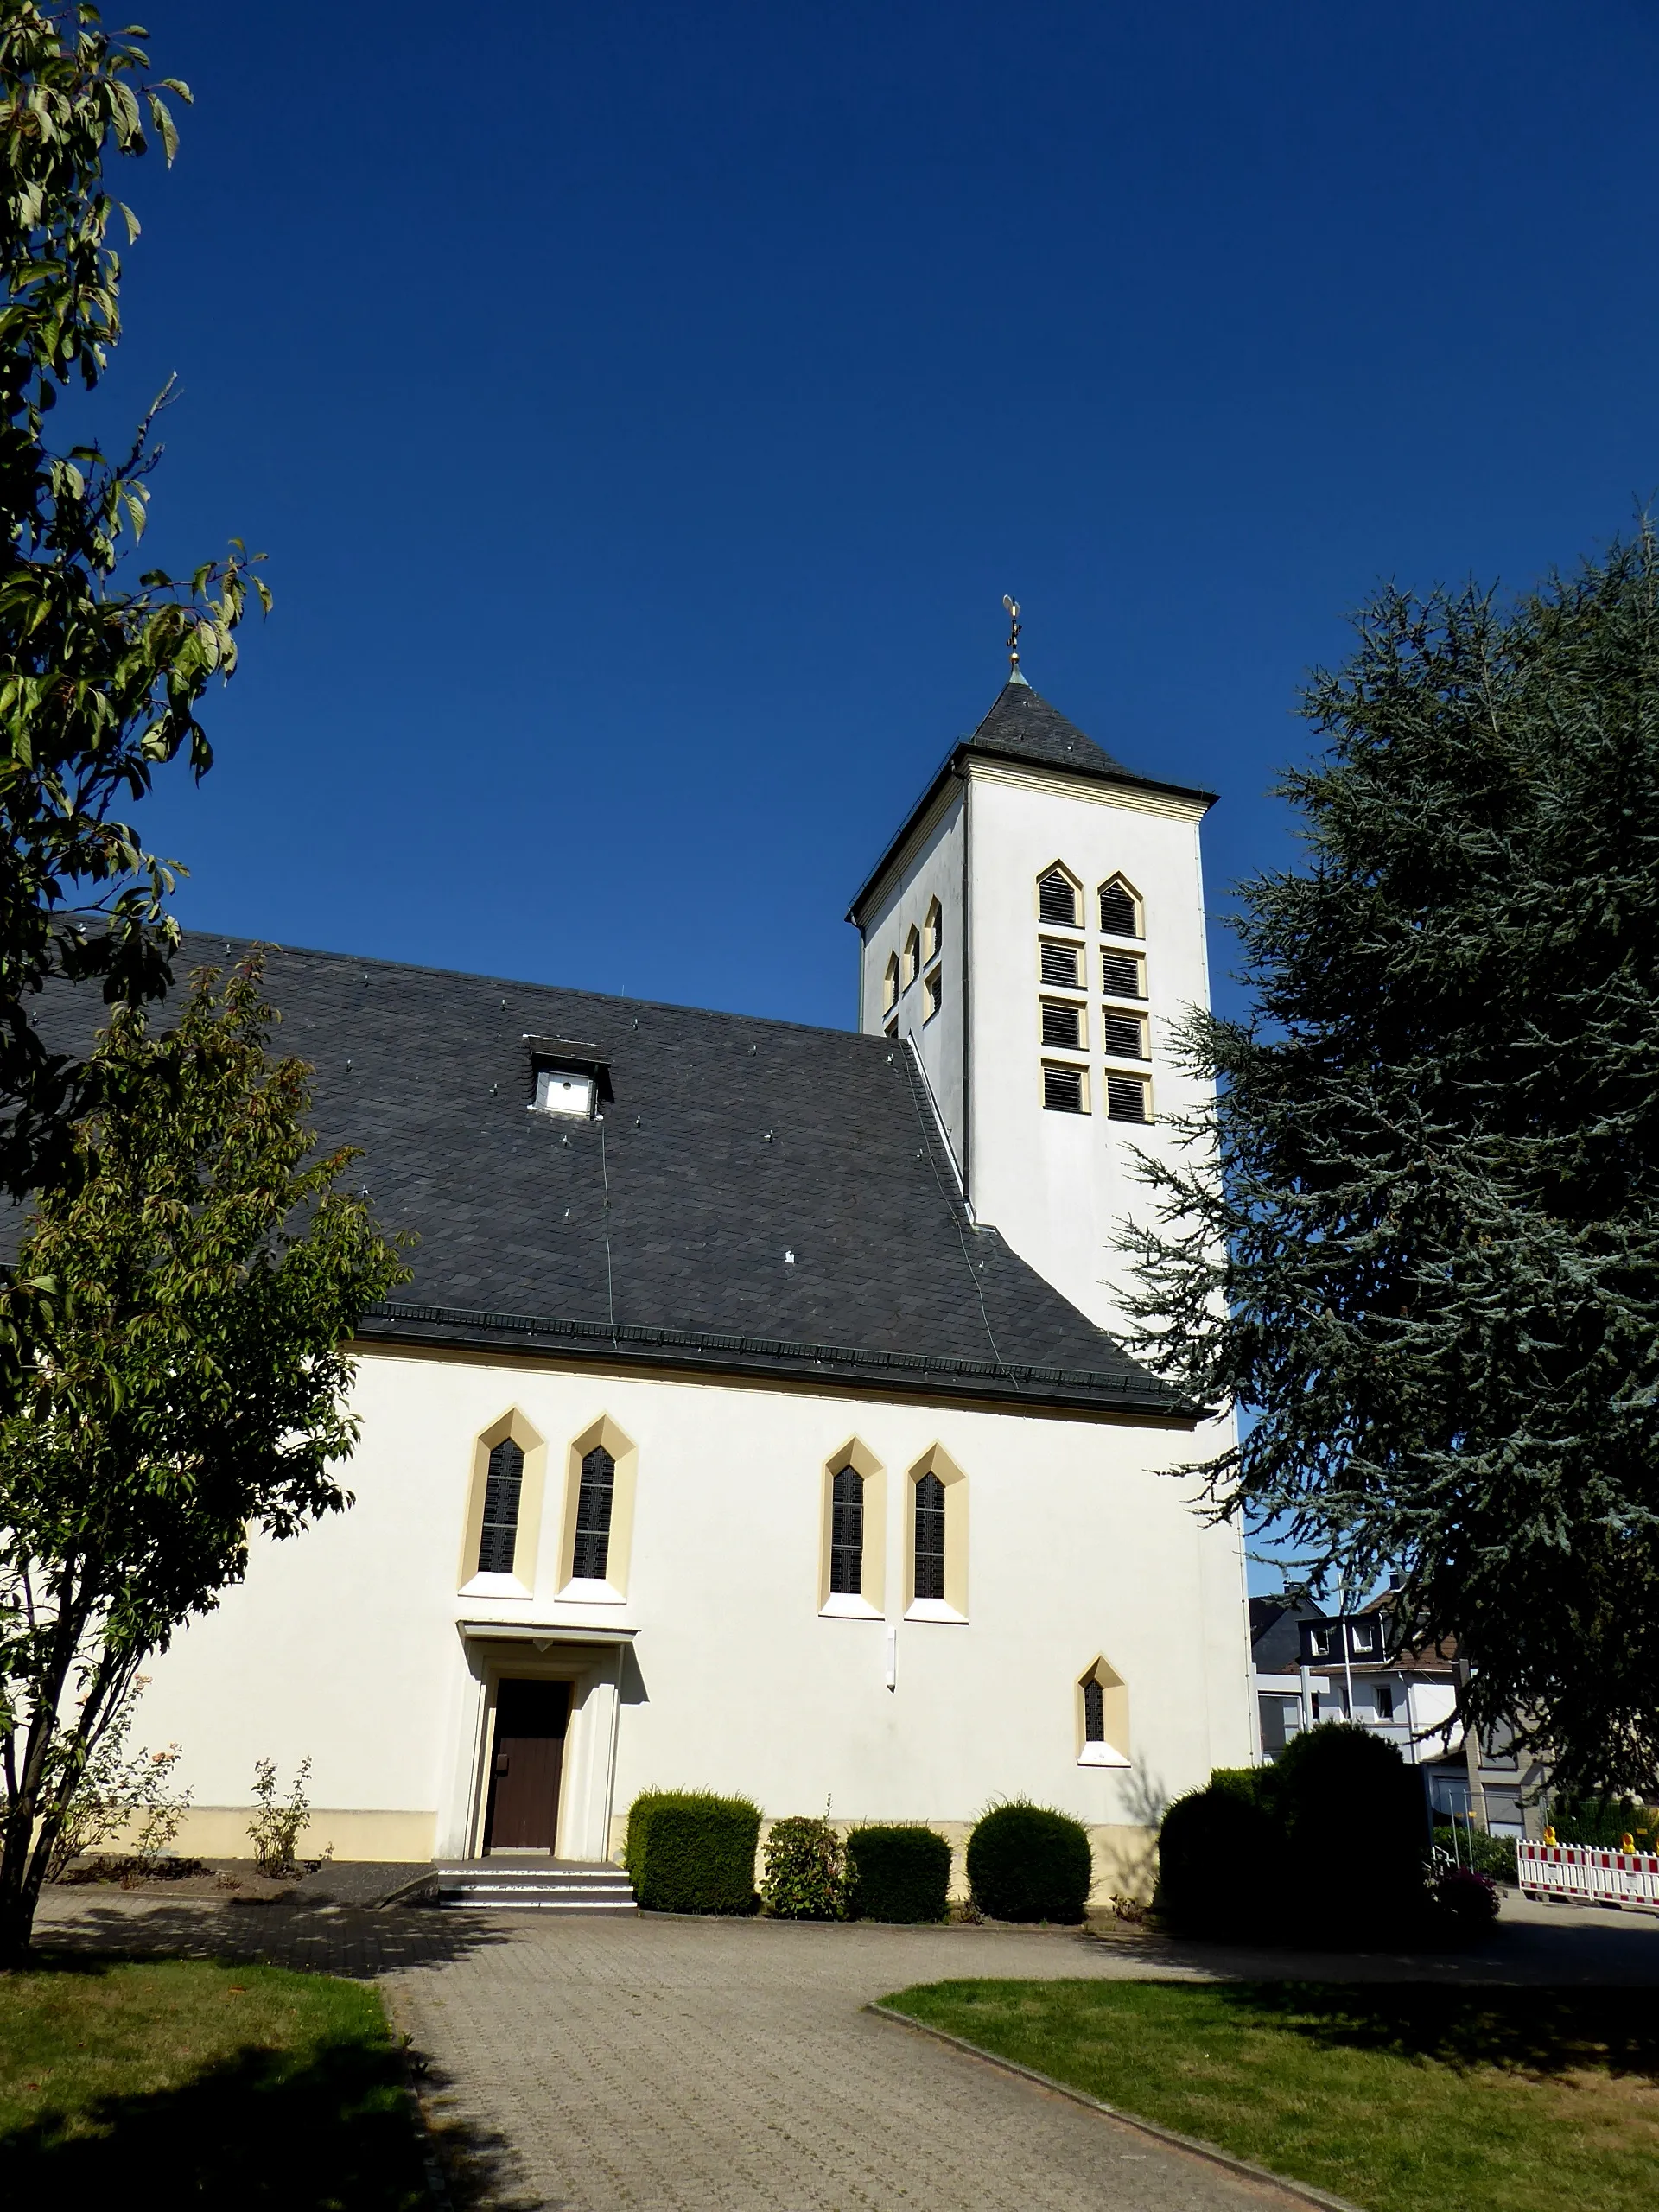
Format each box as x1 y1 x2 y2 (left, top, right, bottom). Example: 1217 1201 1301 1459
849 649 1217 1339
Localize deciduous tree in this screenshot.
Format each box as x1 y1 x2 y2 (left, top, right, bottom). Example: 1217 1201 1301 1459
1128 528 1659 1799
0 3 263 1198
0 957 404 1961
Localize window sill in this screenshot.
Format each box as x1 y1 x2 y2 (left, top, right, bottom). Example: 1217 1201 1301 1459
459 1573 533 1601
904 1599 967 1625
819 1592 882 1620
1077 1741 1131 1768
555 1577 627 1605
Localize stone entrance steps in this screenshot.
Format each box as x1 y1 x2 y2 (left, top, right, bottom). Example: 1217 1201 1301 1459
433 1859 638 1913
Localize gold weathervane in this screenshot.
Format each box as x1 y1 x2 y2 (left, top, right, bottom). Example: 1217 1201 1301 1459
1002 594 1021 677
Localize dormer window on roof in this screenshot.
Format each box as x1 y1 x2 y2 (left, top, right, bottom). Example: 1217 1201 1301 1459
535 1068 594 1116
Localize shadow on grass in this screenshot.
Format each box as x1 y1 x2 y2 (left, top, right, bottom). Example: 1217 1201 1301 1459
1205 1982 1659 2085
2 2025 518 2209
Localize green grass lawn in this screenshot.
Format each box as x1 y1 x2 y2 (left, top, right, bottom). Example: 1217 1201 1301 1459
883 1980 1659 2212
0 1955 431 2207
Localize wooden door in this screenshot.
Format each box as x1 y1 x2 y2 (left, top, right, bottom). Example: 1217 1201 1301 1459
484 1679 571 1852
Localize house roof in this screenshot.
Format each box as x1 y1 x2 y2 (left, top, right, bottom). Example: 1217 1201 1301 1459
22 932 1189 1421
848 676 1217 925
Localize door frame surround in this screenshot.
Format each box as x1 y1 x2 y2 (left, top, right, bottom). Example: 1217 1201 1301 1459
453 1622 633 1863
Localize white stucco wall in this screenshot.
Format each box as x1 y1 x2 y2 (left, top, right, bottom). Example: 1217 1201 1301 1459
856 782 967 1176
124 1346 1253 1866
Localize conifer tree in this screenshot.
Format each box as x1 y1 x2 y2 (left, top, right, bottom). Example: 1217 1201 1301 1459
1128 527 1659 1798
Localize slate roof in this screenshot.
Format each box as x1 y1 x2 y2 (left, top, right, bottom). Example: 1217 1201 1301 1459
849 676 1217 926
24 932 1187 1421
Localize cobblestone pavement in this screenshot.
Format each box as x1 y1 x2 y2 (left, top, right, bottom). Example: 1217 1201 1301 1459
31 1887 1659 2212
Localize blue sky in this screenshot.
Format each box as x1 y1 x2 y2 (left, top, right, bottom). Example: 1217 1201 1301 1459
105 1 1659 1039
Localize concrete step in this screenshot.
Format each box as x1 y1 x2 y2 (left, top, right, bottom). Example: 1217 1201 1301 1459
431 1861 638 1913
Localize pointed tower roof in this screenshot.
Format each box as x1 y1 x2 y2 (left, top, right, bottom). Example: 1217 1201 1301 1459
848 672 1216 925
966 677 1143 779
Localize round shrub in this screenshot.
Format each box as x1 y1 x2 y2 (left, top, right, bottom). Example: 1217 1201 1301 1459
1156 1779 1279 1939
1272 1723 1427 1940
760 1816 846 1920
966 1802 1092 1923
846 1825 950 1923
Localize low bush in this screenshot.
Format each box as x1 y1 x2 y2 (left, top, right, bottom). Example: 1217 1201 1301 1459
1549 1796 1659 1851
1433 1821 1518 1885
1155 1781 1280 1938
760 1815 846 1919
1433 1869 1500 1929
625 1789 761 1913
967 1802 1092 1923
846 1825 951 1923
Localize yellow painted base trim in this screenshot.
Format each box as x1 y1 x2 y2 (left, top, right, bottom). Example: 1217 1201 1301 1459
97 1807 437 1865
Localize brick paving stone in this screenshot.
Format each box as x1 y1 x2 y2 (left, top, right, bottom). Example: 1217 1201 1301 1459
31 1887 1659 2211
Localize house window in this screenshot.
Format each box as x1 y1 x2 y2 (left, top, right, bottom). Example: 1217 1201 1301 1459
902 928 920 988
830 1465 864 1595
571 1445 615 1580
923 899 942 963
1098 878 1141 938
1039 941 1081 988
534 1067 595 1117
1041 1001 1083 1050
913 1471 946 1603
924 969 942 1021
1083 1675 1106 1743
477 1439 524 1575
1039 869 1079 927
882 955 899 1014
1102 1010 1147 1059
1106 1073 1148 1122
1043 1065 1085 1113
1375 1683 1396 1720
1101 950 1145 998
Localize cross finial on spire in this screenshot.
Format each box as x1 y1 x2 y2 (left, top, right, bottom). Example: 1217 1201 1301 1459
1001 594 1028 685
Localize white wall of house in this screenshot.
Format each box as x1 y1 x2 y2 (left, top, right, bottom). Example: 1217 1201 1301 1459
125 1345 1253 1870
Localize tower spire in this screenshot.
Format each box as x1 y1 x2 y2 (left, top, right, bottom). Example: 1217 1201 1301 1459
1001 594 1029 686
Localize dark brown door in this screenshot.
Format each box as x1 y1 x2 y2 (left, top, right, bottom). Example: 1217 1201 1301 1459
484 1680 570 1851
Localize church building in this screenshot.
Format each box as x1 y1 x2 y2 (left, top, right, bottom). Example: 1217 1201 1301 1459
116 658 1255 1894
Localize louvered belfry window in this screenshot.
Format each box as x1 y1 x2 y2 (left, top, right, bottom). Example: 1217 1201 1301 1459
572 1445 616 1579
1101 951 1143 998
914 1473 946 1603
1039 941 1081 988
1099 881 1139 937
1084 1675 1106 1743
830 1465 863 1595
1103 1011 1145 1058
1107 1074 1149 1123
1041 1001 1082 1050
1044 1065 1084 1114
1038 870 1078 926
477 1439 525 1576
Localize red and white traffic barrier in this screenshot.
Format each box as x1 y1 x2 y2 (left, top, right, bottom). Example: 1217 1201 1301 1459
1518 1840 1659 1910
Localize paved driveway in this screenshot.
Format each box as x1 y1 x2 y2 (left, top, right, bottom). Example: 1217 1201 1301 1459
34 1886 1659 2212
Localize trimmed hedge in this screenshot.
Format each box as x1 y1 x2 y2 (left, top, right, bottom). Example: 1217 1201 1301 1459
967 1802 1092 1923
624 1789 761 1914
846 1825 950 1923
760 1815 846 1919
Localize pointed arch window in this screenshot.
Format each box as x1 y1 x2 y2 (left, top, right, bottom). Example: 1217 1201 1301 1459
882 953 899 1015
902 927 921 989
476 1439 525 1575
922 899 943 965
912 1471 946 1603
830 1465 864 1595
1098 877 1142 938
1039 868 1079 927
1077 1656 1130 1764
572 1446 615 1580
